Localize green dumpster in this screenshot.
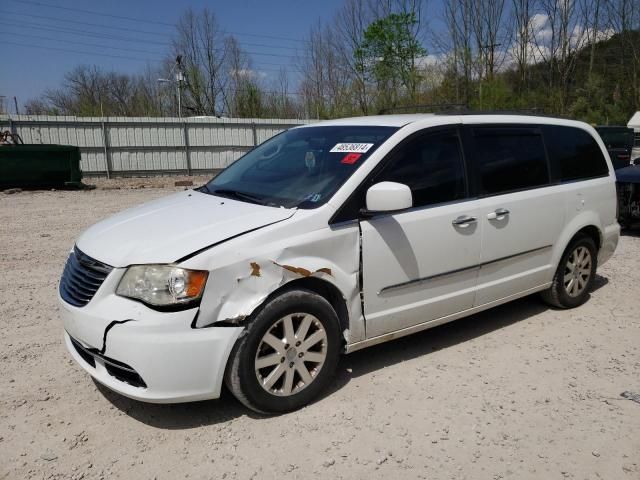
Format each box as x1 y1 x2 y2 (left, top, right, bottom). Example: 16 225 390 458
0 144 83 189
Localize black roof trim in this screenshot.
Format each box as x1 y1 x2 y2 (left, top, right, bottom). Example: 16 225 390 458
378 104 576 121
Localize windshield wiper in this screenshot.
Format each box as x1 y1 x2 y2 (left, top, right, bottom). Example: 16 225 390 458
211 188 267 205
198 184 212 194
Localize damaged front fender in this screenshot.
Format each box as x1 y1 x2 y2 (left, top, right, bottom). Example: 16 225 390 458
188 221 364 343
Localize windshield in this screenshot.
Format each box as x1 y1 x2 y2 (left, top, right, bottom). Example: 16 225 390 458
202 126 397 208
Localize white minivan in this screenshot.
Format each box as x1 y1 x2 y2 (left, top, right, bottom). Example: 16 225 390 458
59 114 620 413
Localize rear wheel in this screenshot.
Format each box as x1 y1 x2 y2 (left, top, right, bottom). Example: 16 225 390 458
541 234 597 309
225 288 341 413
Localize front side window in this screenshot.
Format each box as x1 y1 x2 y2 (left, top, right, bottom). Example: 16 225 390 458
202 126 397 208
374 131 466 208
545 125 610 181
472 127 549 195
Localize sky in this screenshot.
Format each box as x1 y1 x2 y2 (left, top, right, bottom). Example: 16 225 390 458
0 0 359 112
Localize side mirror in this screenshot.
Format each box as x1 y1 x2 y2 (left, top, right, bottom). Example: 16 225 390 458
363 181 412 215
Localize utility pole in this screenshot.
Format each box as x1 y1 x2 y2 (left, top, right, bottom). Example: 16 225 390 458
13 96 19 115
175 55 184 118
158 56 185 117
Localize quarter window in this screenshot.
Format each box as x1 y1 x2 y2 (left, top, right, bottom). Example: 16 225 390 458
544 125 609 181
472 128 549 195
374 131 466 208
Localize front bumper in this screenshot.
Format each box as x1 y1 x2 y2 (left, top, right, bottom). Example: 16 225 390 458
60 290 243 403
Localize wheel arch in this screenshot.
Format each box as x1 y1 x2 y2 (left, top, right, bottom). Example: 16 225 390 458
575 225 601 251
552 213 603 275
246 277 351 348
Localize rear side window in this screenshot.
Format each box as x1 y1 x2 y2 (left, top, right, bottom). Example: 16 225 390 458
472 127 549 195
544 125 609 181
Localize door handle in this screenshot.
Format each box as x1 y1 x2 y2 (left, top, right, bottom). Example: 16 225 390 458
487 208 510 220
452 215 477 227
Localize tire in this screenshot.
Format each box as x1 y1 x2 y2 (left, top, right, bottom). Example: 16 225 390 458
224 288 341 414
541 233 598 309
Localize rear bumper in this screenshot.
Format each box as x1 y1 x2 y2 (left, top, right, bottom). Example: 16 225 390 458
599 222 620 266
60 293 243 403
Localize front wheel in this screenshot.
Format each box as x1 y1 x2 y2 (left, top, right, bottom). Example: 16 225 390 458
541 233 597 309
225 288 341 413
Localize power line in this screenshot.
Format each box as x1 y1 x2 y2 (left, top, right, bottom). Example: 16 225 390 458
3 31 165 56
0 20 304 60
1 39 159 62
9 0 307 43
2 11 304 52
1 40 306 95
11 0 174 27
0 19 172 45
0 39 301 74
0 28 300 69
2 9 171 37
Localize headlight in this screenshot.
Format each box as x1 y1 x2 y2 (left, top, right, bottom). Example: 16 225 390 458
116 265 208 308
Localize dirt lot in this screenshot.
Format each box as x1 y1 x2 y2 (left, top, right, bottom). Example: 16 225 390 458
1 181 639 480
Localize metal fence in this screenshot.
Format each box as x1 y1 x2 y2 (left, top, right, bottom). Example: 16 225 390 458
0 115 311 177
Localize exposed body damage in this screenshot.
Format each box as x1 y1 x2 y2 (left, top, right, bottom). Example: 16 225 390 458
182 209 364 344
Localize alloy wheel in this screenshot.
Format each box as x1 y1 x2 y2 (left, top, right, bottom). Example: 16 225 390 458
563 246 592 297
254 313 328 396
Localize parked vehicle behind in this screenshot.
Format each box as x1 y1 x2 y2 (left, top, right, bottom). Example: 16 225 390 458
628 111 640 161
59 114 620 413
616 164 640 227
595 126 635 170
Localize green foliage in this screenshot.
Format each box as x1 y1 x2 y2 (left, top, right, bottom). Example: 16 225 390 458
234 82 263 118
426 30 639 123
568 74 628 124
469 78 514 110
354 13 426 110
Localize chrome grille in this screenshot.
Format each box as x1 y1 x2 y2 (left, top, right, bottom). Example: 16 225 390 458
59 247 113 307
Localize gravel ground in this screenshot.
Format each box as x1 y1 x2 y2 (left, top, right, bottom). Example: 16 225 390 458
1 181 639 480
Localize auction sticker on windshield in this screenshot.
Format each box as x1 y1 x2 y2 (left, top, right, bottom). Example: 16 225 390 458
330 143 374 153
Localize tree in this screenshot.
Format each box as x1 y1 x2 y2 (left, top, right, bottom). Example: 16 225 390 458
511 0 536 93
355 12 426 110
23 65 164 116
532 0 586 112
263 68 300 118
441 0 474 104
471 0 508 81
299 21 352 118
225 37 263 117
172 8 230 116
604 0 640 110
334 0 377 114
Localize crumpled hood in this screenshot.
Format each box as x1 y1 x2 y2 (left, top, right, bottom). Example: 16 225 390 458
76 190 296 267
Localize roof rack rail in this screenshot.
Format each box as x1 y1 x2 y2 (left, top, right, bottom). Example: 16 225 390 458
441 109 578 120
377 105 575 119
378 103 468 115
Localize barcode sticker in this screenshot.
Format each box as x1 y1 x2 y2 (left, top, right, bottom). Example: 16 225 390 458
330 143 374 153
